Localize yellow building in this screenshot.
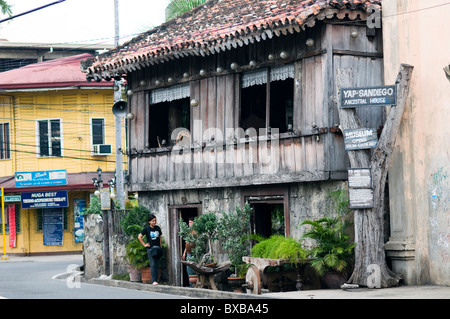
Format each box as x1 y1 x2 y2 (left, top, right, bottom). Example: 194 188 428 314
0 54 126 256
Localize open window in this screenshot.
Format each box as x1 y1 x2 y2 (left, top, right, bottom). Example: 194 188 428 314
148 84 190 148
240 64 294 134
0 122 10 160
37 119 61 157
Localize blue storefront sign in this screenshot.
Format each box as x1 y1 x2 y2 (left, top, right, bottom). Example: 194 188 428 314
15 170 67 187
43 209 63 246
21 190 69 209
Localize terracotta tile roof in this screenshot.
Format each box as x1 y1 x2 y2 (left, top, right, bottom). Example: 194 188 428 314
81 0 381 79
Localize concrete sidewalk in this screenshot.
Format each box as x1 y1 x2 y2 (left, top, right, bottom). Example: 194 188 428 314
5 254 449 299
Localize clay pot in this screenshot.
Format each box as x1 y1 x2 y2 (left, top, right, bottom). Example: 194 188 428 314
128 266 141 282
323 271 347 289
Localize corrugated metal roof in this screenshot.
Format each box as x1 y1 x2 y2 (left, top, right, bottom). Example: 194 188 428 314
0 53 113 90
81 0 381 80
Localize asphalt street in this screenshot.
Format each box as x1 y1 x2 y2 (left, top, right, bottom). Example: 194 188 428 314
0 254 187 299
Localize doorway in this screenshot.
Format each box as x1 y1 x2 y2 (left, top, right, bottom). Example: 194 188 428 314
250 202 285 237
169 205 200 287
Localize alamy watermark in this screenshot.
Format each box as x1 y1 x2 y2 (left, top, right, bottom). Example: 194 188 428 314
65 264 82 289
366 263 381 288
367 7 382 29
167 120 281 169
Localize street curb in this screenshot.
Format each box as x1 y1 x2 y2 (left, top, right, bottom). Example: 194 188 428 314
88 278 271 299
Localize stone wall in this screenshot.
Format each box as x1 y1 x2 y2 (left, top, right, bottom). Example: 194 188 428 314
83 214 104 279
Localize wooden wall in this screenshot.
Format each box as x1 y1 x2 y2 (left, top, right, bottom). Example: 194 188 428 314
126 22 385 191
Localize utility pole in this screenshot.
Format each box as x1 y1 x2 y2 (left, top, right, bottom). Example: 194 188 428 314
114 0 119 47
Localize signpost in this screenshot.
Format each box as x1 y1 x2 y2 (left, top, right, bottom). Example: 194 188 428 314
348 168 374 209
340 85 396 108
343 128 378 151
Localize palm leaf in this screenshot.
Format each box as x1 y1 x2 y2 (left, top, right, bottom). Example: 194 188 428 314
165 0 208 21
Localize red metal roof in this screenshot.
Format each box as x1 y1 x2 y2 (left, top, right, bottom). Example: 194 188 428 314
81 0 381 79
0 53 113 90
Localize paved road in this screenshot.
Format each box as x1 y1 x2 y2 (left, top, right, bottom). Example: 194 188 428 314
0 254 188 299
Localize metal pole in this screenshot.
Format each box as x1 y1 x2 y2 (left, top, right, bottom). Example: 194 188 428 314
1 187 8 260
114 0 120 47
115 115 125 209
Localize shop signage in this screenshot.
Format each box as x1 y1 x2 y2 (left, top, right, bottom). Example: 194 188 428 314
43 209 63 246
348 168 374 209
4 195 21 202
21 190 68 209
340 85 396 108
15 169 67 187
343 128 378 151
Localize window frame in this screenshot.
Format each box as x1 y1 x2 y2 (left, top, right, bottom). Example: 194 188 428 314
91 117 106 146
0 122 11 160
36 118 63 158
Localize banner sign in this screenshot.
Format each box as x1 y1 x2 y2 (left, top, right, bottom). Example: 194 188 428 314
340 85 396 108
343 128 378 151
21 190 68 209
43 209 63 246
15 170 67 187
8 204 16 248
73 199 86 243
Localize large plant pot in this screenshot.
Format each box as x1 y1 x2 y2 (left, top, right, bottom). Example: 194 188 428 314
141 267 151 283
228 276 246 293
323 271 347 289
128 266 141 282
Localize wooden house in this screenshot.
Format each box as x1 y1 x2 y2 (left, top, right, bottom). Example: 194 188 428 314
82 0 384 286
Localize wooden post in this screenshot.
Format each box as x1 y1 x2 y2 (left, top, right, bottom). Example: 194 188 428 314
336 64 414 288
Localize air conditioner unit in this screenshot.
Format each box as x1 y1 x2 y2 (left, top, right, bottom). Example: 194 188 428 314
92 144 112 156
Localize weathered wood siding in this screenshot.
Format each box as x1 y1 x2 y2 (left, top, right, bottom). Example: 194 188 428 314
126 22 385 191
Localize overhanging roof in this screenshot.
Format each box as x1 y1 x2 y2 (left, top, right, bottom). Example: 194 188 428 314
81 0 381 80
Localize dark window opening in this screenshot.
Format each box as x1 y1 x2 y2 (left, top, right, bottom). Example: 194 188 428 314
148 97 190 148
241 84 266 132
38 119 61 157
92 118 105 145
270 79 294 133
250 202 285 238
0 122 10 160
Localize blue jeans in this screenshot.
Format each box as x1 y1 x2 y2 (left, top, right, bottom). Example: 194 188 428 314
147 249 160 283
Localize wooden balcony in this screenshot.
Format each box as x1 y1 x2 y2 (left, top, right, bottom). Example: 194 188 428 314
127 129 340 192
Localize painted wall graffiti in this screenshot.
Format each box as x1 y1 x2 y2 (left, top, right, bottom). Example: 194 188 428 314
428 166 450 266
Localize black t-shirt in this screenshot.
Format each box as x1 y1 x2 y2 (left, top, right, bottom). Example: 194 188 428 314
140 225 162 247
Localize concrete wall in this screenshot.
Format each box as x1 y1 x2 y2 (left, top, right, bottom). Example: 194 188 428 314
383 0 450 285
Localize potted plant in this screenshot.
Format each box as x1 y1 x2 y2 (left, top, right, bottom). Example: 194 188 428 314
120 205 151 282
300 190 355 288
179 212 219 266
217 204 252 292
125 237 149 282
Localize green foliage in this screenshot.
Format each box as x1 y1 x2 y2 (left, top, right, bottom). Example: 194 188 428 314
125 237 149 269
0 1 12 16
217 204 252 269
165 0 208 21
300 190 355 275
85 196 101 216
250 235 307 264
120 205 150 237
179 212 218 264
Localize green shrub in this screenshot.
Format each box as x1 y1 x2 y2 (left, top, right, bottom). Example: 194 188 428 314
251 235 307 264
